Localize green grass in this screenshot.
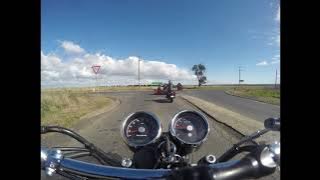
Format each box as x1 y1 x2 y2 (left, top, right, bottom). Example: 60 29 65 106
226 86 280 105
183 85 252 91
41 90 112 127
42 86 155 93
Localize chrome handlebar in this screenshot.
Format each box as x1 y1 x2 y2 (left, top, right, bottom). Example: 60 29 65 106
41 141 280 179
41 147 171 179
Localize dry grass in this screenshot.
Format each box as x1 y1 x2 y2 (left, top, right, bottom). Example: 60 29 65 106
41 90 112 127
42 86 154 93
226 86 280 105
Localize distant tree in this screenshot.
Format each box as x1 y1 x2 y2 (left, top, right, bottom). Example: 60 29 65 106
192 64 207 87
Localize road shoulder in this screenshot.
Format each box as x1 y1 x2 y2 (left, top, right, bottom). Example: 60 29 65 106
41 96 121 147
180 95 279 143
72 97 121 131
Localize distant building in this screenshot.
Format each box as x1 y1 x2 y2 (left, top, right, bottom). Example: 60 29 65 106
150 82 163 86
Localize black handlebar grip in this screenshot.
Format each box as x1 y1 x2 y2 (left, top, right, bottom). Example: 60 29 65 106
168 165 214 180
169 158 264 180
183 145 276 180
209 158 259 180
264 118 280 131
211 152 276 180
273 118 280 131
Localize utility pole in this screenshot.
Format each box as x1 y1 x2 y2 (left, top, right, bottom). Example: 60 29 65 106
274 69 278 89
238 66 243 86
138 58 141 87
239 67 240 85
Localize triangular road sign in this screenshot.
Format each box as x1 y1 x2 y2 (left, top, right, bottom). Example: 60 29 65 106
92 65 101 74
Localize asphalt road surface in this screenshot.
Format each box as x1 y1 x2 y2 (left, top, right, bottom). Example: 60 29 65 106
182 90 280 122
41 91 279 180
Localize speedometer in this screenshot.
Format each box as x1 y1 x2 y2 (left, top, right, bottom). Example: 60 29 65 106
121 111 162 147
169 110 209 145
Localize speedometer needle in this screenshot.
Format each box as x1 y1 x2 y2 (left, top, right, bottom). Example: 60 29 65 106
136 134 147 137
175 126 187 129
128 130 138 133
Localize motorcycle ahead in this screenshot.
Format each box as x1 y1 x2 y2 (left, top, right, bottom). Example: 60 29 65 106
166 91 176 103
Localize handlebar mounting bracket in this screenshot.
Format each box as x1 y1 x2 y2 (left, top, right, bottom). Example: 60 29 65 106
41 148 64 176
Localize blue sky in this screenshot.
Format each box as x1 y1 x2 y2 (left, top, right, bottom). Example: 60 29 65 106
41 0 280 87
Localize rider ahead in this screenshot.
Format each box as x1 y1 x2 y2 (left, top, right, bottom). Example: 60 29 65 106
167 80 173 94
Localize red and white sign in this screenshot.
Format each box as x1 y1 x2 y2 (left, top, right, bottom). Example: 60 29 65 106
91 65 101 74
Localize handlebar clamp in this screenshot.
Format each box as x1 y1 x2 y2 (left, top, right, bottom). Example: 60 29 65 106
41 126 47 134
41 147 64 176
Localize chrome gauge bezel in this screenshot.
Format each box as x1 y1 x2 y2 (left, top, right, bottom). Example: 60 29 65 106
169 110 210 145
121 111 162 148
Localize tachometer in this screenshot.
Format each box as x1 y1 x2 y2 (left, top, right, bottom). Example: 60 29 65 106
169 110 209 145
121 111 162 147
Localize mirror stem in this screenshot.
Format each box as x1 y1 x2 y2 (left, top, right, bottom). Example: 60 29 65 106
236 128 270 147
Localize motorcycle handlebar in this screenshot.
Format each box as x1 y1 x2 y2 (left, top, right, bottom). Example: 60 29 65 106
170 158 261 180
41 143 279 180
264 118 280 131
41 126 122 166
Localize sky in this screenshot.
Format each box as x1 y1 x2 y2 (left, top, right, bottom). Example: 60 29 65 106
41 0 280 87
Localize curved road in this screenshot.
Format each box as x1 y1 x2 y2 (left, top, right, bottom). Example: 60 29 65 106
41 91 279 180
182 90 280 122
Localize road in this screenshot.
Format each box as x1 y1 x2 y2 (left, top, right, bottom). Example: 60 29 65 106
182 90 280 122
41 91 279 180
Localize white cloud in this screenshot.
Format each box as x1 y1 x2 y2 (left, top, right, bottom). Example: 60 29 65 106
256 61 268 66
60 41 85 54
275 6 280 22
269 33 280 46
267 5 280 47
274 5 280 46
41 43 196 87
271 54 280 60
255 53 280 66
276 35 280 45
271 54 280 64
41 52 63 71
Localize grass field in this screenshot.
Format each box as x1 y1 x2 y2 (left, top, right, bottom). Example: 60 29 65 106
184 85 239 90
225 86 280 105
42 86 155 93
41 90 112 127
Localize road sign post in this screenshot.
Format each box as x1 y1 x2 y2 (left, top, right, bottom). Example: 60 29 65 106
92 65 101 92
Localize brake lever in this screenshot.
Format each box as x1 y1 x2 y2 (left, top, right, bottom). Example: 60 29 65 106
216 128 270 163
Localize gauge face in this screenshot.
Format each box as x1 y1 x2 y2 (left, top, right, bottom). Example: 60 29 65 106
170 110 209 145
122 112 161 147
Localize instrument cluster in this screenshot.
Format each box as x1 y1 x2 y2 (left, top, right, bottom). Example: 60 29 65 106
121 110 210 148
